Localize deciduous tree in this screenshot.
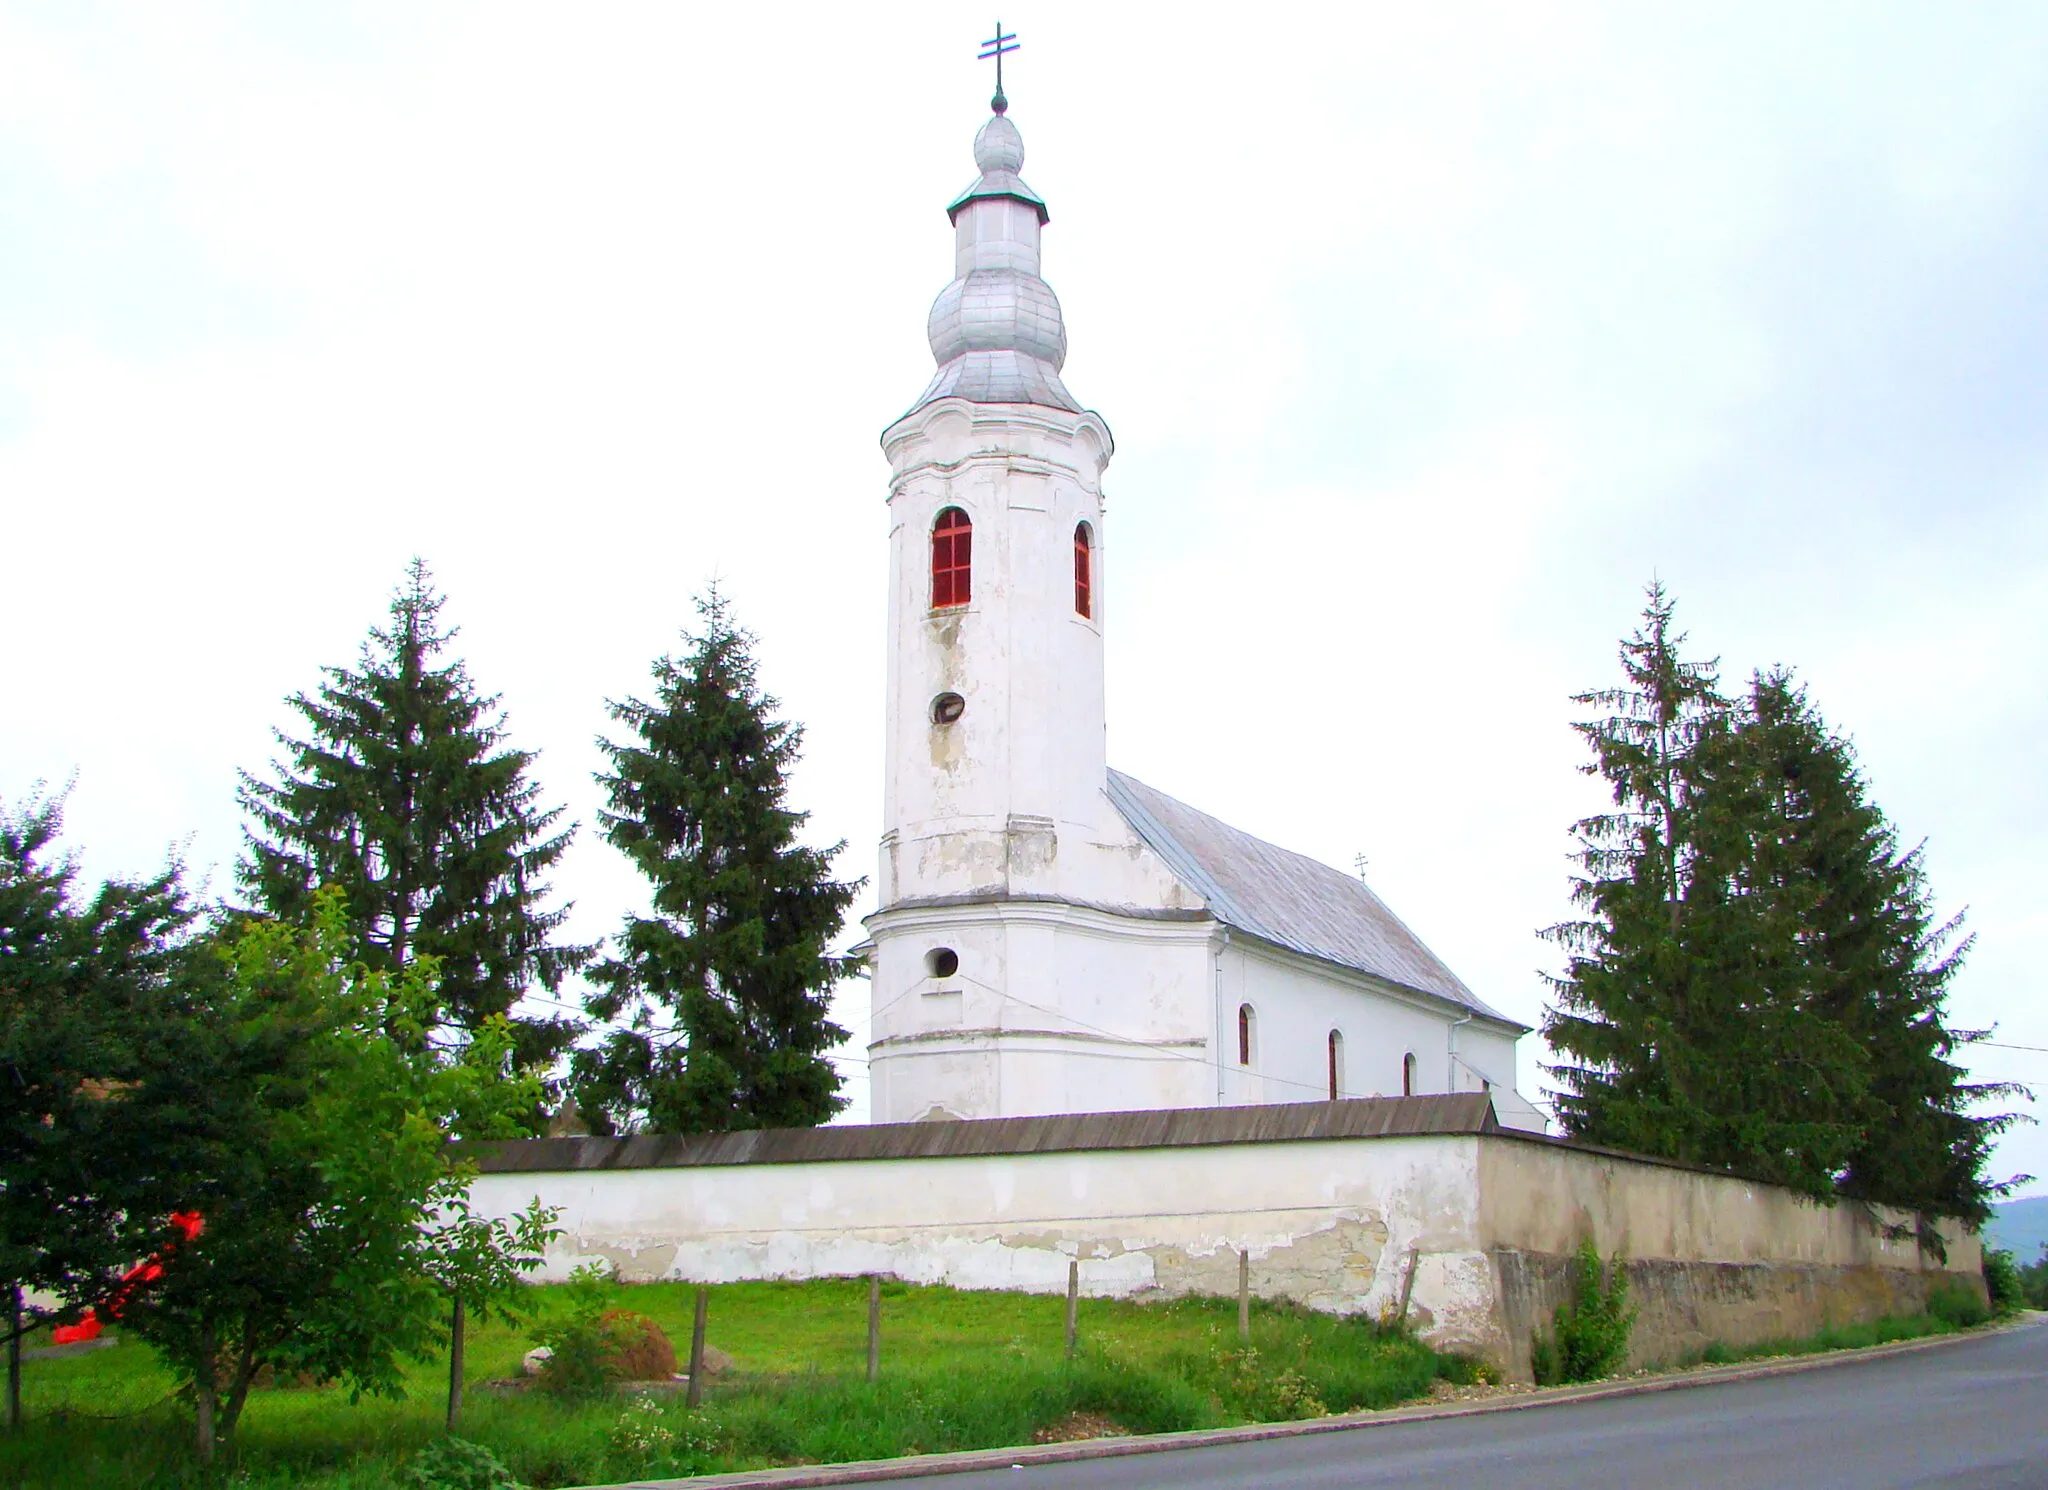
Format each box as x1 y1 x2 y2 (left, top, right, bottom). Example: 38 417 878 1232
119 891 556 1464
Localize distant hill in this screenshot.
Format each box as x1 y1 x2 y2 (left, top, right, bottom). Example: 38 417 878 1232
1986 1196 2048 1260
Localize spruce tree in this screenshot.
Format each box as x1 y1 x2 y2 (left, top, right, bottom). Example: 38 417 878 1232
1718 671 2020 1223
1542 588 1869 1197
238 560 585 1071
1546 588 2022 1215
0 788 198 1338
571 588 859 1135
1542 583 1735 1160
1672 670 1873 1194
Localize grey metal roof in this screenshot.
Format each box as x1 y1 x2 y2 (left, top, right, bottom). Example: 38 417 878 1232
467 1093 1500 1173
900 109 1086 422
1106 770 1523 1028
910 348 1081 415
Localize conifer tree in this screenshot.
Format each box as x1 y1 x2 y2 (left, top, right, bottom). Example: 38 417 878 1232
1543 588 1872 1197
1711 671 2020 1223
1542 583 1742 1161
571 588 859 1135
238 560 585 1070
1545 588 2022 1215
0 788 198 1341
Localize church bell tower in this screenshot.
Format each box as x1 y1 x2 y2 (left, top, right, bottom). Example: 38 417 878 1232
877 100 1112 906
862 86 1210 1123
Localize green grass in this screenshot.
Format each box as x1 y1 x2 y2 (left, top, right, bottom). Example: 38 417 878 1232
1670 1295 1981 1372
0 1280 1458 1489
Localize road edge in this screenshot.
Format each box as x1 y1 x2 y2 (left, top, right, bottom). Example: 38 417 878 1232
580 1312 2045 1490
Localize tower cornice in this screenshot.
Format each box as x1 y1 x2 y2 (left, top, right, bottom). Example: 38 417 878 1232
881 395 1113 472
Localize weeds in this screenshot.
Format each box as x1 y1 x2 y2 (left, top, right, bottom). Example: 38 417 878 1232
1531 1240 1637 1385
401 1437 527 1490
1680 1306 1965 1368
1927 1279 1990 1329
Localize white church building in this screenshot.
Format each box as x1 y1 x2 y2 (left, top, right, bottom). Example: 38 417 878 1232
860 97 1546 1135
463 81 1985 1369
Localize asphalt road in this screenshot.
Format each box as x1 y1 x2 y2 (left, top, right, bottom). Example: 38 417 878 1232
871 1325 2048 1490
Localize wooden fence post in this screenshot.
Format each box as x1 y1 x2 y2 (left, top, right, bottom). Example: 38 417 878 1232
445 1294 466 1431
866 1276 882 1384
1237 1249 1250 1342
1065 1260 1079 1359
1396 1246 1420 1330
687 1286 709 1408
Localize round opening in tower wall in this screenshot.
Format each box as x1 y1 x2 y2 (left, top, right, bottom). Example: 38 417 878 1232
925 948 960 979
930 692 966 725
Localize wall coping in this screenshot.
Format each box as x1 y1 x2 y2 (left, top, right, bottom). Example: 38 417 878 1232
464 1094 1499 1173
464 1098 1966 1228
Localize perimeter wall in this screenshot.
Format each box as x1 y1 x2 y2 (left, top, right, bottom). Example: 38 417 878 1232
467 1113 1980 1381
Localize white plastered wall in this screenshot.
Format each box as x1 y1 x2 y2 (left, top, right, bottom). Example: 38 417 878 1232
472 1133 1502 1356
1216 939 1545 1132
867 899 1216 1121
468 1129 1979 1375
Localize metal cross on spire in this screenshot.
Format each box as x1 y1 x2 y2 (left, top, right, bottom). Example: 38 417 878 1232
979 22 1018 114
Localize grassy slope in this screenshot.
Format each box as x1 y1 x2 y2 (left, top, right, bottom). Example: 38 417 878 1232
0 1279 1455 1489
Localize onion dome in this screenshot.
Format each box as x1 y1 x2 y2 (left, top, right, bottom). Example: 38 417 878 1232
906 109 1082 416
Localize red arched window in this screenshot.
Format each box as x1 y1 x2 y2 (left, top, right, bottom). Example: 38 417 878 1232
1402 1051 1417 1097
1327 1029 1344 1100
1073 522 1093 618
1237 1004 1256 1067
931 508 972 609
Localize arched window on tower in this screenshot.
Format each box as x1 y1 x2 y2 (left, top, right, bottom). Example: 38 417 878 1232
1073 521 1093 618
1237 1004 1257 1068
1327 1029 1344 1100
1402 1051 1417 1097
931 507 972 609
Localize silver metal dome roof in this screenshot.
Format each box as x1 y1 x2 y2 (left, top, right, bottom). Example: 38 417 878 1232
903 108 1082 418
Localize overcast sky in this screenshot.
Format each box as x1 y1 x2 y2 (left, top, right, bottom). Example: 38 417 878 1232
5 3 2044 1190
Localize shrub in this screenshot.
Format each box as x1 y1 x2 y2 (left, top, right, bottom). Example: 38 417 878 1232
1983 1248 2025 1316
1531 1240 1637 1385
1928 1279 1990 1329
2018 1247 2048 1309
536 1264 635 1399
402 1437 527 1490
